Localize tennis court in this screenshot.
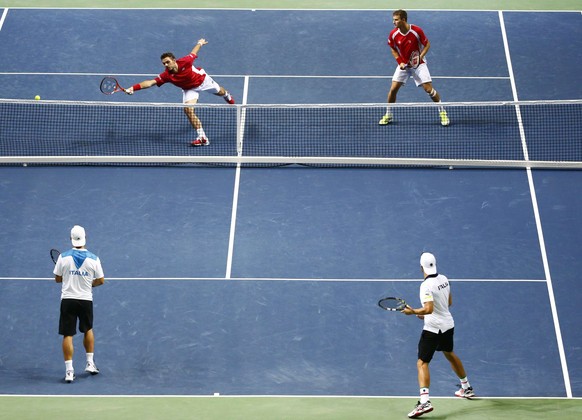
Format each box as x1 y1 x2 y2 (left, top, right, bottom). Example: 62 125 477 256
1 1 581 419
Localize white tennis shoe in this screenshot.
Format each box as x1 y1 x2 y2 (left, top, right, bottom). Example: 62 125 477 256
85 361 100 375
408 401 433 418
64 370 75 383
455 386 475 398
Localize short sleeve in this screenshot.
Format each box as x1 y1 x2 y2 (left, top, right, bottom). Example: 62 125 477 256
53 257 63 276
420 282 434 303
94 258 105 279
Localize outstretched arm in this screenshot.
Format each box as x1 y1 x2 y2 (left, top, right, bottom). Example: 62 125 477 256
125 79 157 95
191 38 208 56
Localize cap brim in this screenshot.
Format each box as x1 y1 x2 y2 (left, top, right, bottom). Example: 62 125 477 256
423 266 437 275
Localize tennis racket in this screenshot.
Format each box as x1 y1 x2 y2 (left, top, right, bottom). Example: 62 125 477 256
50 248 61 264
100 76 127 95
408 51 420 69
378 296 408 311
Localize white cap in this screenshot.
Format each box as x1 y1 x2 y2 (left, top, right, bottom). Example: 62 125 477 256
420 252 437 275
71 225 86 247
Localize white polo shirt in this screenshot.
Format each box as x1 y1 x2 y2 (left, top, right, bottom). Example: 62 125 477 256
54 249 104 301
419 273 455 333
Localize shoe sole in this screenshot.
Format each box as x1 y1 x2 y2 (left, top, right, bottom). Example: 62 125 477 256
191 141 210 147
85 370 100 375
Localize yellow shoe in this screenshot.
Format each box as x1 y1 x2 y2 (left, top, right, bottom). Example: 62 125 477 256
440 111 450 126
379 113 393 125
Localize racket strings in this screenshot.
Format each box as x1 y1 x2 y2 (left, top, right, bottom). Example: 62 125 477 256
100 77 118 94
409 51 420 68
50 249 60 264
378 297 406 311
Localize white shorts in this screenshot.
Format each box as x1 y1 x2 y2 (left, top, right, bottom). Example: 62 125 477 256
392 63 432 87
182 71 221 103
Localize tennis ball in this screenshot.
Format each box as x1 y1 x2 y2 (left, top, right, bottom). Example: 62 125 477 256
34 95 41 100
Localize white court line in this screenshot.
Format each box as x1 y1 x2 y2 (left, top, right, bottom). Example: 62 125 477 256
0 72 509 80
499 10 572 399
216 75 510 80
225 76 249 279
1 394 580 399
1 7 580 11
0 277 548 282
0 8 8 31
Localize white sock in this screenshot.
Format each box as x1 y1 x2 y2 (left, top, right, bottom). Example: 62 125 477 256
460 376 470 389
196 128 206 138
86 353 94 364
224 91 232 100
65 360 73 372
420 387 430 404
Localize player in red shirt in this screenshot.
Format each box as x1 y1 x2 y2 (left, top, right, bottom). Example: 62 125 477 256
126 38 235 146
379 10 450 127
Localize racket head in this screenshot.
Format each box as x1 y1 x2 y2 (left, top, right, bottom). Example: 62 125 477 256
378 296 407 311
409 51 420 69
100 76 123 94
50 248 61 264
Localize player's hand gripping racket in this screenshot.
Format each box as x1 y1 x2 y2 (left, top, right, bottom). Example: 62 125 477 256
50 249 60 264
408 51 420 69
100 76 127 95
378 296 408 311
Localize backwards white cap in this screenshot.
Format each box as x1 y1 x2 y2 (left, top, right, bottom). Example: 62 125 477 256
71 225 86 247
420 252 437 275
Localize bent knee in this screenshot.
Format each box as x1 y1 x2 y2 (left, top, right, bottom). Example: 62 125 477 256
417 359 430 368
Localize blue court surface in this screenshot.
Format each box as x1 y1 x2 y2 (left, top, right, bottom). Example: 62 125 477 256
1 8 582 401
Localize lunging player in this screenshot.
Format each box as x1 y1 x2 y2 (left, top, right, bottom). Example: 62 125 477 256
126 38 235 146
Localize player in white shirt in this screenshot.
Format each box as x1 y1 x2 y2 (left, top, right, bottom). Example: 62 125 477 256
401 252 474 418
54 225 105 383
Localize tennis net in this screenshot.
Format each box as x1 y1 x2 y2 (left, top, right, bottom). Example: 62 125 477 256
1 98 581 168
